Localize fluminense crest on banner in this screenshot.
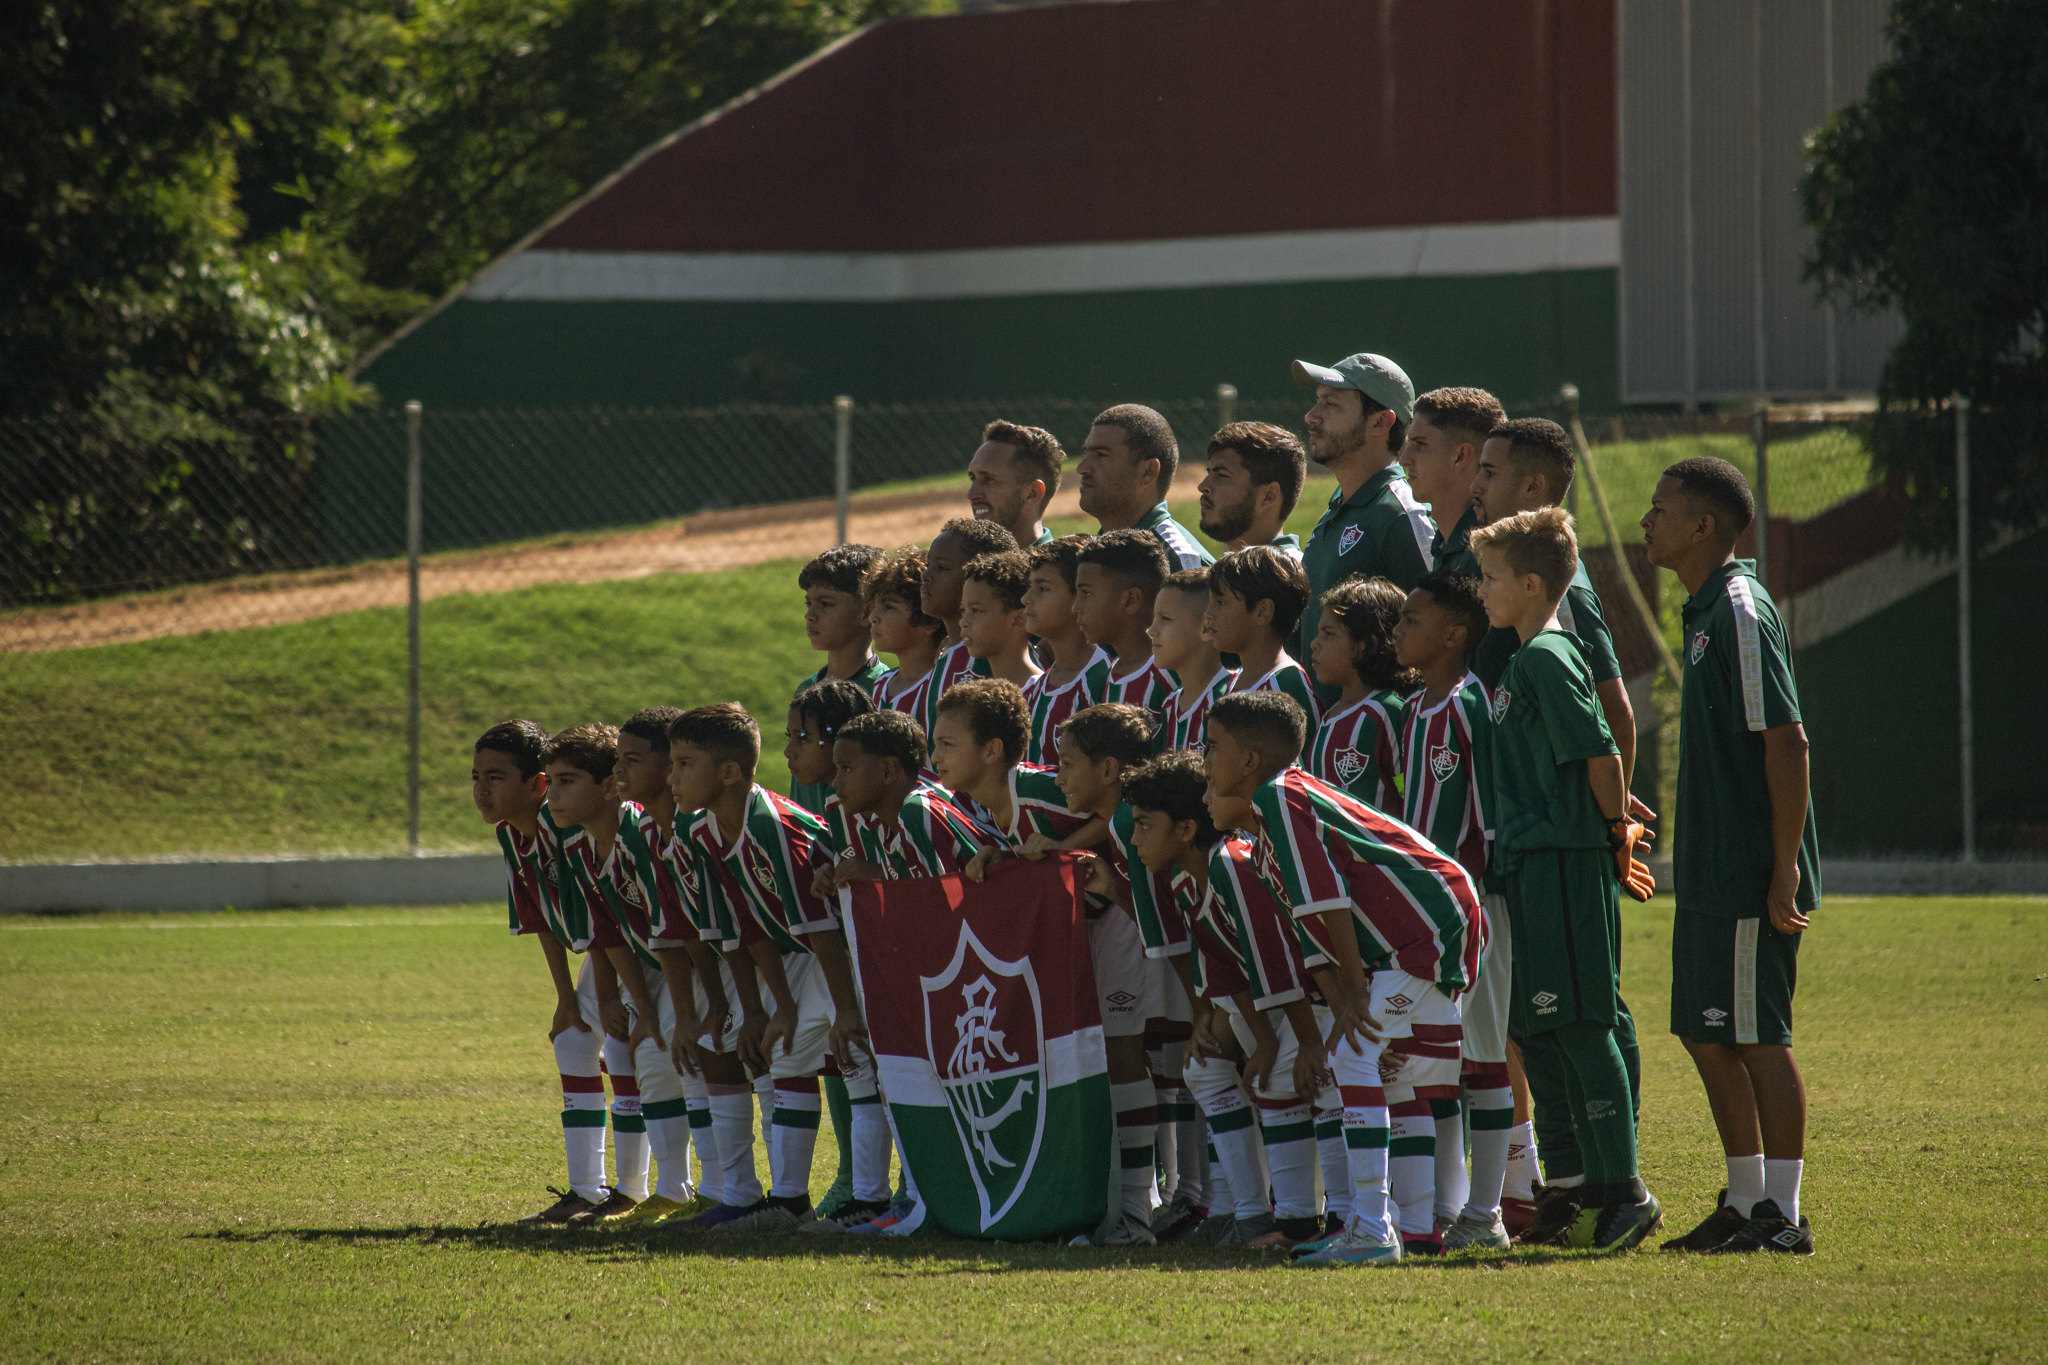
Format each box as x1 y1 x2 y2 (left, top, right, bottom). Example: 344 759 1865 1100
922 924 1045 1229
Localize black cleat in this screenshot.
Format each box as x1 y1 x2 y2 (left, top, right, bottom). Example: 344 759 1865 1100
1704 1198 1814 1255
1520 1183 1587 1245
1661 1190 1749 1251
519 1185 605 1225
1586 1191 1662 1253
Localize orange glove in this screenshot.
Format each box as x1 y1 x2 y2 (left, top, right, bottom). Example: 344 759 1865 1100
1607 817 1657 902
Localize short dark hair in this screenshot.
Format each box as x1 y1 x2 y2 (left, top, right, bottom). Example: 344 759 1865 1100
475 719 549 779
839 709 927 776
1026 532 1092 590
792 678 875 740
1663 455 1756 542
798 543 884 595
938 515 1019 560
1120 750 1224 850
1210 544 1313 639
1158 565 1211 604
1056 703 1160 768
1208 421 1309 519
1355 391 1406 455
862 547 946 647
962 550 1033 612
1412 387 1506 446
1412 570 1488 656
667 703 761 773
1486 418 1576 505
1320 575 1420 692
1208 691 1307 777
983 419 1066 502
541 722 620 781
1092 403 1180 497
621 706 686 752
1075 527 1169 596
935 677 1031 768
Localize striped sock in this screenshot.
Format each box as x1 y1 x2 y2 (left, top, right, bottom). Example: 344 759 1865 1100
822 1070 855 1187
1315 1104 1349 1227
603 1038 649 1202
1257 1097 1318 1221
1432 1097 1469 1225
553 1031 608 1202
1463 1062 1514 1221
768 1077 822 1199
709 1085 763 1207
1335 1036 1393 1243
1150 1048 1183 1202
1505 1120 1540 1200
686 1095 722 1205
1187 1060 1266 1221
1111 1079 1158 1222
1387 1091 1435 1237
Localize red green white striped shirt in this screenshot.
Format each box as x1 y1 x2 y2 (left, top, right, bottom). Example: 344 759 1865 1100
532 803 595 952
852 783 991 880
1022 646 1113 764
1103 653 1175 715
494 820 550 937
717 785 840 955
1399 674 1495 886
1309 688 1408 814
1228 653 1323 761
1194 835 1324 1010
1109 801 1187 957
1157 665 1237 753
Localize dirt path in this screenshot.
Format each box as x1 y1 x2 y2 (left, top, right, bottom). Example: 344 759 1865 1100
2 471 1210 653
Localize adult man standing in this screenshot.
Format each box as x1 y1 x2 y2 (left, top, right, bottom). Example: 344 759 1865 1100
1399 387 1505 574
1197 421 1308 558
1077 404 1212 570
967 420 1065 548
1290 353 1434 665
1641 457 1818 1257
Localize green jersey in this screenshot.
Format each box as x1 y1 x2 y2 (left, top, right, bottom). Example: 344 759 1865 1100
1430 505 1481 576
789 656 890 815
1488 628 1618 864
1474 560 1623 689
1675 561 1821 918
1133 500 1214 570
1294 465 1434 663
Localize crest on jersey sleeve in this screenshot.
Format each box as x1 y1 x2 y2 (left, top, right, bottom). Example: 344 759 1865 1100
1332 747 1368 786
1338 523 1365 556
921 923 1047 1231
1429 743 1460 782
1689 630 1710 664
1490 688 1511 723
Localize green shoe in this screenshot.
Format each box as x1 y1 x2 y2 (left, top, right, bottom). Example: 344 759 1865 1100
1587 1193 1663 1254
814 1177 856 1221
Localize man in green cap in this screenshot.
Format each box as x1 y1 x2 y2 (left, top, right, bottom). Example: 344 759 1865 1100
1290 352 1435 670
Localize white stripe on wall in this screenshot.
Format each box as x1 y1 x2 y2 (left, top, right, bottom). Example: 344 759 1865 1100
469 217 1621 304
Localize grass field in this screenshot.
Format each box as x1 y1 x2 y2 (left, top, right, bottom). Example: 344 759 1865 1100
2 895 2041 1361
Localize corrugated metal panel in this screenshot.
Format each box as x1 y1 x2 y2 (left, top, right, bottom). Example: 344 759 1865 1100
1620 0 1901 403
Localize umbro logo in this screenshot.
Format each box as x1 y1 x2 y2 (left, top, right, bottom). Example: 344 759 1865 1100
1586 1098 1614 1118
1384 993 1413 1011
1771 1228 1803 1249
1106 990 1137 1010
1532 989 1558 1015
1703 1008 1728 1025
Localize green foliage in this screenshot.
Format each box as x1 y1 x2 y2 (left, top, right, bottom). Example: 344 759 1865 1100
1801 0 2048 545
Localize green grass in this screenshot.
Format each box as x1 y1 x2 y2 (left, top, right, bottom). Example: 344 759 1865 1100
0 896 2040 1361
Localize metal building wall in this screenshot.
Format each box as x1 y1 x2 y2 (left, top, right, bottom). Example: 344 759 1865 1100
1619 0 1902 404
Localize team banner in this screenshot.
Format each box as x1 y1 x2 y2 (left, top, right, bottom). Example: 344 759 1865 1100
845 855 1111 1241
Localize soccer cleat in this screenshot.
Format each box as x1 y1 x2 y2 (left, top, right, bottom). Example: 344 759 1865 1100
1180 1212 1236 1247
1500 1195 1539 1240
1292 1228 1404 1266
1089 1212 1157 1247
1520 1183 1587 1245
798 1199 893 1234
1703 1199 1814 1256
1584 1192 1663 1254
1149 1191 1206 1243
1400 1230 1445 1257
847 1195 918 1236
569 1190 640 1224
1210 1213 1279 1248
613 1193 691 1226
518 1186 604 1225
672 1193 718 1221
1441 1212 1512 1251
1660 1191 1750 1252
813 1177 856 1221
713 1201 810 1235
690 1199 767 1228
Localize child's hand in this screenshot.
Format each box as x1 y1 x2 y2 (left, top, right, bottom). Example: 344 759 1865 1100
963 848 1013 883
1079 854 1116 900
548 998 590 1042
812 865 837 901
669 1030 701 1078
628 1011 666 1057
599 998 632 1042
1243 1028 1280 1095
828 1012 871 1074
1291 1044 1326 1105
1019 832 1060 861
1324 990 1382 1056
833 858 883 889
760 1007 799 1061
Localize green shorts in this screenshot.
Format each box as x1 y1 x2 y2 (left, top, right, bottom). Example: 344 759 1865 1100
1669 910 1799 1046
1503 847 1622 1038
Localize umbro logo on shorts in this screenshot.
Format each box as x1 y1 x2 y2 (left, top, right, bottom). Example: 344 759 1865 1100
1384 993 1413 1011
1106 989 1137 1011
1531 990 1558 1015
1703 1008 1728 1025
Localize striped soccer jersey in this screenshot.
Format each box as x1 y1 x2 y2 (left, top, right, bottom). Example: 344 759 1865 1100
1171 865 1253 1003
1229 653 1323 760
924 639 993 737
874 661 938 729
1022 646 1114 764
557 814 635 961
977 763 1097 849
1103 653 1175 715
532 803 596 951
852 783 991 880
715 785 841 956
589 801 685 970
1157 665 1237 752
493 819 551 937
665 807 753 950
1399 674 1495 886
1108 801 1188 958
1247 767 1486 995
1195 835 1325 1011
1309 688 1408 814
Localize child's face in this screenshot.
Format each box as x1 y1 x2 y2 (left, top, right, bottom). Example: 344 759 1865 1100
1126 806 1187 874
1147 586 1211 673
471 747 543 823
1070 563 1122 648
784 706 837 787
1473 547 1529 628
805 584 867 653
1205 587 1260 655
831 737 892 815
615 732 673 806
1053 734 1116 816
928 710 994 794
868 595 919 656
1394 589 1451 671
1022 566 1076 639
667 740 728 815
957 579 1023 660
922 531 970 621
1308 606 1360 688
542 762 608 827
1201 724 1261 821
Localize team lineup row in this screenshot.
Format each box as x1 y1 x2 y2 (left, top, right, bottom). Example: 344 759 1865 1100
467 352 1822 1262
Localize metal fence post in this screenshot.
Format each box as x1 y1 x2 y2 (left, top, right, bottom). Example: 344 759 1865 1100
405 401 424 857
1216 383 1237 428
834 396 853 547
1955 394 1974 862
1753 399 1770 588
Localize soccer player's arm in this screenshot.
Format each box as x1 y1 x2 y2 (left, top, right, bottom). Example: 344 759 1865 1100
605 943 666 1052
1573 584 1649 818
1380 510 1433 592
807 927 869 1069
1257 786 1376 1050
746 937 801 1063
654 945 704 1074
1278 996 1327 1101
589 943 629 1041
1752 609 1813 933
724 944 768 1070
1533 647 1653 900
1235 992 1280 1092
538 933 588 1041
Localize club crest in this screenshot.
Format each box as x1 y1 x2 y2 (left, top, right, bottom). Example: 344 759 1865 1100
1690 630 1710 665
1337 523 1365 556
615 873 644 910
1429 743 1459 782
748 852 779 896
1490 688 1511 723
1332 747 1368 785
922 924 1047 1232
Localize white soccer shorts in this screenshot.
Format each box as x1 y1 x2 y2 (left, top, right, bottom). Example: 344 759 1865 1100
1372 969 1463 1100
1088 906 1161 1038
692 955 745 1055
1460 894 1510 1066
764 952 877 1093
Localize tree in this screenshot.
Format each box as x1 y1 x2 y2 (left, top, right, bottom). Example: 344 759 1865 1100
1802 0 2048 547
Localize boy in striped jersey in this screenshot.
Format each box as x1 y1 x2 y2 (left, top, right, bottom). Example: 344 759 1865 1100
958 550 1041 689
939 680 1160 1247
919 518 1013 732
536 725 651 1223
865 548 946 730
791 545 890 813
1469 508 1661 1254
1149 568 1234 753
667 704 893 1235
1021 535 1114 764
1306 574 1419 812
1075 529 1175 713
1392 572 1517 1250
474 720 613 1225
1209 545 1322 758
1202 691 1485 1266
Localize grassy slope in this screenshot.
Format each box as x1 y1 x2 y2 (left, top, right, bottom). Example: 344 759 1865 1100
0 897 2039 1361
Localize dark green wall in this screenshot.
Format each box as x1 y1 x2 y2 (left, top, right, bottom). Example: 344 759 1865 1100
359 268 1620 412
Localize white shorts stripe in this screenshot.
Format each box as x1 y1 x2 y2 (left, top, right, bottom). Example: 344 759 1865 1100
1733 918 1760 1045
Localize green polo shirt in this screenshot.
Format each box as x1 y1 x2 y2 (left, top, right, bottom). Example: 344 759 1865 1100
1489 628 1618 865
1675 560 1821 919
788 655 890 815
1031 526 1054 546
1133 501 1214 570
1265 531 1303 559
1294 465 1433 663
1430 505 1481 576
1473 562 1623 690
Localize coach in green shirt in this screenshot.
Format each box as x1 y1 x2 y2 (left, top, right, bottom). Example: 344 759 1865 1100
1289 352 1434 670
1641 455 1819 1258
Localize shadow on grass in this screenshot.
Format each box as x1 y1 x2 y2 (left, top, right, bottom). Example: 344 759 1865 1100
190 1223 1583 1273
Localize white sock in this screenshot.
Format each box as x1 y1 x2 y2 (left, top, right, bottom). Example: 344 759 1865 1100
1763 1158 1803 1224
1433 1102 1469 1225
849 1096 892 1204
1111 1079 1158 1222
1726 1153 1767 1216
1186 1057 1267 1221
1315 1105 1349 1226
709 1088 764 1207
604 1036 649 1202
553 1032 609 1203
1258 1099 1319 1221
1504 1120 1540 1200
1387 1095 1436 1237
1334 1040 1392 1243
767 1078 820 1200
685 1096 721 1205
1462 1078 1514 1221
